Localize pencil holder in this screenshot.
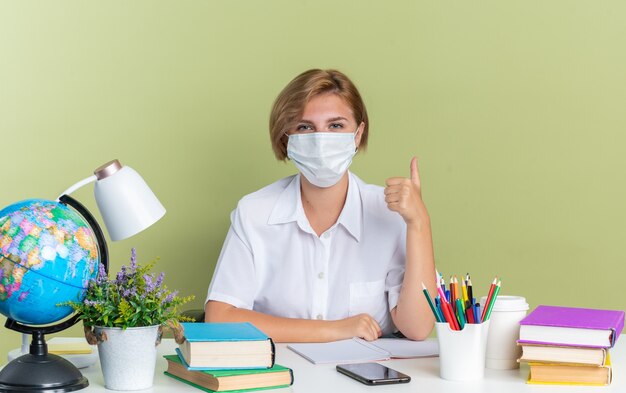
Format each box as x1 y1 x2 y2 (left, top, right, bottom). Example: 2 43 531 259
435 320 490 381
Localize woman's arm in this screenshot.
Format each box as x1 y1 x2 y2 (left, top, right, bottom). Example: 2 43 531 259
384 157 437 340
205 300 382 342
390 222 436 340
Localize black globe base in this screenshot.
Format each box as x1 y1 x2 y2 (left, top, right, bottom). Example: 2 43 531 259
0 329 89 393
0 352 88 393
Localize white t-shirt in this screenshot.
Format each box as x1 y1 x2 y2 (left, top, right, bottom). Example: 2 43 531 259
206 172 407 335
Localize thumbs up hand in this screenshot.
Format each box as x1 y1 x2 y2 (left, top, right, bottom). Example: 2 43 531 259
385 157 430 229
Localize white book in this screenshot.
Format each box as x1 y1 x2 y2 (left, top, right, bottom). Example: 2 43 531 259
287 337 439 364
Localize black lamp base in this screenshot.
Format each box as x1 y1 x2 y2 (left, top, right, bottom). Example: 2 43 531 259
0 352 88 393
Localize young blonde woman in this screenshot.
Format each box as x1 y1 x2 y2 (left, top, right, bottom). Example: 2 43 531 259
205 69 437 342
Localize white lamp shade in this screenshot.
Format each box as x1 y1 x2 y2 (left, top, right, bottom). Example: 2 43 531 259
93 166 166 241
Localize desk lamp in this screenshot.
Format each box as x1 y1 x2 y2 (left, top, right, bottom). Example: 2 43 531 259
0 159 165 392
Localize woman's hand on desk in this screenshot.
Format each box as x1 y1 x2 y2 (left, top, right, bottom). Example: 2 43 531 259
207 301 382 342
384 157 431 231
333 313 382 341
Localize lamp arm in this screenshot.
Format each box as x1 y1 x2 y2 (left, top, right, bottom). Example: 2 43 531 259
56 175 97 201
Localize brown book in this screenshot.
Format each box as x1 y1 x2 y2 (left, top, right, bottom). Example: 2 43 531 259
164 355 293 392
527 353 612 386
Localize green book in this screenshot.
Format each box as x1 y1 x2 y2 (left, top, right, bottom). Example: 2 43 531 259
163 355 293 392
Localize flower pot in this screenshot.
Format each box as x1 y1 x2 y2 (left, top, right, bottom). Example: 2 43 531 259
94 325 160 390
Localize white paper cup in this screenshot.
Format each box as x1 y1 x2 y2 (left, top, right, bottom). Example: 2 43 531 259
435 320 490 381
480 295 529 369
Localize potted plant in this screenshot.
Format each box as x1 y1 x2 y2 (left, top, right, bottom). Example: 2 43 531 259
62 248 193 390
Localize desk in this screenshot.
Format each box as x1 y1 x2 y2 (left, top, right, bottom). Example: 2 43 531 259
10 339 625 392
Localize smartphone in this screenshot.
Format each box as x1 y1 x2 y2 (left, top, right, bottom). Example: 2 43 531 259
336 363 411 385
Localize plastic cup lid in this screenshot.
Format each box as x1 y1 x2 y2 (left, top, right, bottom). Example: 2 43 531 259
479 295 529 312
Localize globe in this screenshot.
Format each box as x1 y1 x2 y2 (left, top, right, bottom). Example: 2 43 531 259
0 199 100 326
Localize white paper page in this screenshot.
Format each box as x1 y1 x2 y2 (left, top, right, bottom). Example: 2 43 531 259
368 337 439 358
287 338 390 364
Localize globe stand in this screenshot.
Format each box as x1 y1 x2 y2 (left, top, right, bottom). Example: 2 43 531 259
0 321 88 392
0 195 109 393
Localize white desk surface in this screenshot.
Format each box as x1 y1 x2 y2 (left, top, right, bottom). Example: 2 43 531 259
4 338 623 392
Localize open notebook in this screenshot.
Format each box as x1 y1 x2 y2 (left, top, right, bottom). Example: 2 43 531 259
288 337 439 364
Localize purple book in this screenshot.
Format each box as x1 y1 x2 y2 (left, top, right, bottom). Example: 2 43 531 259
518 305 625 348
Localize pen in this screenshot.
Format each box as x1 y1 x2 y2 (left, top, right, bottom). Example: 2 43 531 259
465 300 475 324
435 297 445 322
455 298 466 329
474 303 480 323
421 282 442 322
439 302 446 323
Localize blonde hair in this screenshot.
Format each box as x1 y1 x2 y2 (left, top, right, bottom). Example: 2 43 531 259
269 69 369 161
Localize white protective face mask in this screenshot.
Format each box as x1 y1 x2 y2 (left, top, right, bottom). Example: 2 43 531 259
287 131 358 188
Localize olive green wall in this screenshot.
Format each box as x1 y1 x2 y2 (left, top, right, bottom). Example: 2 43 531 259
1 1 625 358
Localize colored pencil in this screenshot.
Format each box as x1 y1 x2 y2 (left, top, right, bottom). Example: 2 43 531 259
467 278 474 305
436 269 446 294
421 282 442 322
449 276 455 302
440 296 459 330
439 298 458 330
447 301 460 330
483 280 502 321
450 276 457 315
461 280 469 304
435 276 447 302
481 277 498 322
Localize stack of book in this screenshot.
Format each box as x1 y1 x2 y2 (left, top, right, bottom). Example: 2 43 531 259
164 322 294 392
517 305 624 386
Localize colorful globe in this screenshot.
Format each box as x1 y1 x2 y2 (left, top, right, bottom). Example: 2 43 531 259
0 199 100 325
